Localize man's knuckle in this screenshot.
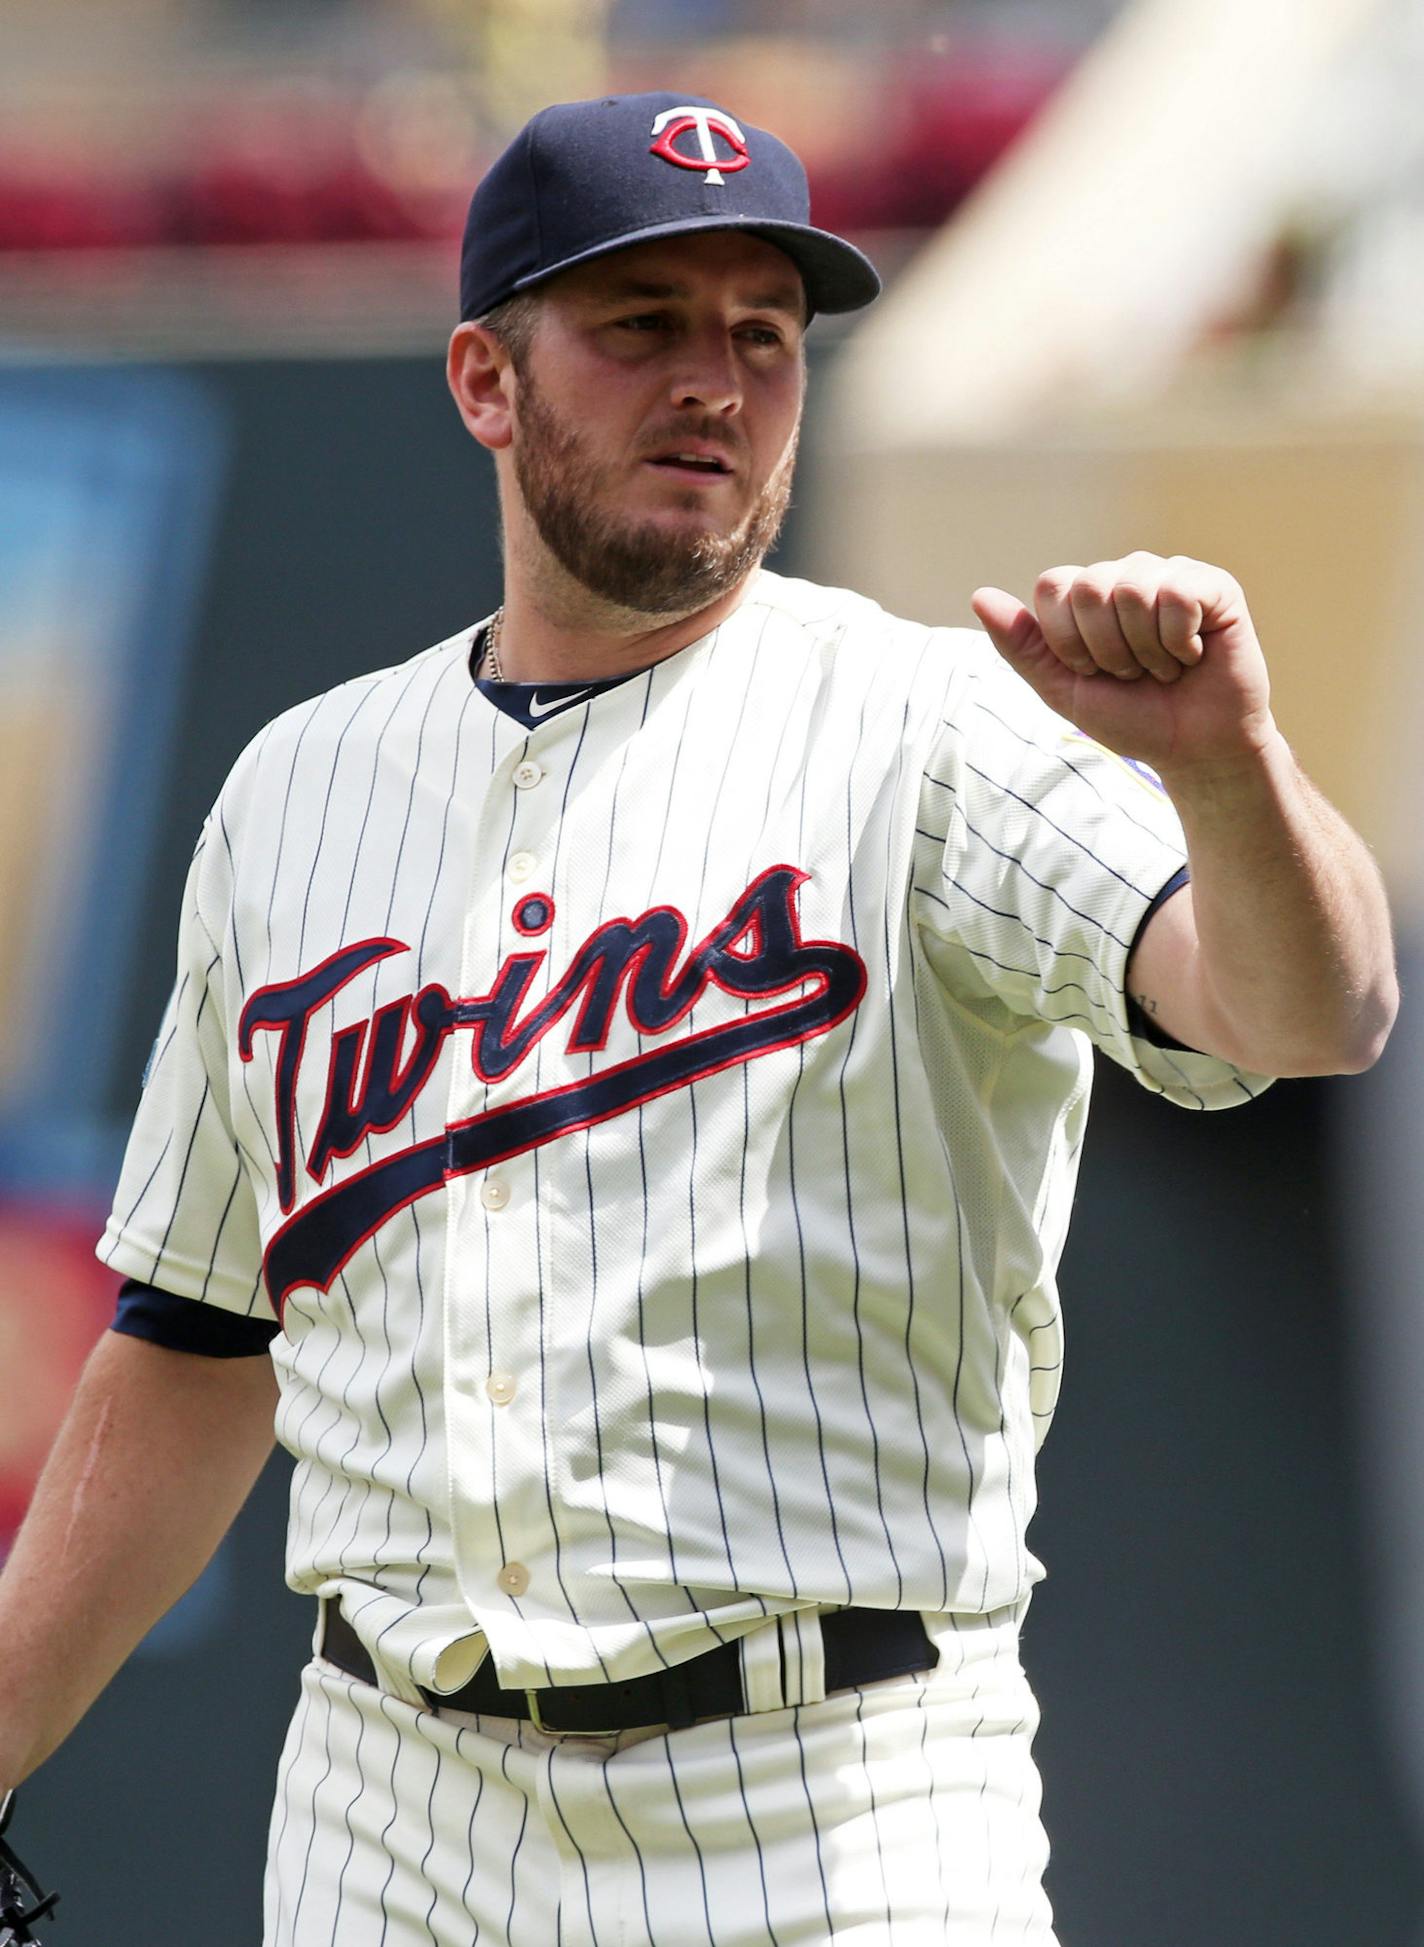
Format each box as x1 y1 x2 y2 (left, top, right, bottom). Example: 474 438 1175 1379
1070 575 1113 610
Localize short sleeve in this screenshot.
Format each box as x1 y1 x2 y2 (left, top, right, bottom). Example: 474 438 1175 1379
913 638 1273 1110
97 817 274 1320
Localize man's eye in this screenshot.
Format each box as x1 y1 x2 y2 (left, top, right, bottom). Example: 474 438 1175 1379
616 313 667 332
739 325 784 348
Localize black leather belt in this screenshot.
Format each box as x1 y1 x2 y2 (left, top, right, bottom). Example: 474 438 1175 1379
318 1599 938 1734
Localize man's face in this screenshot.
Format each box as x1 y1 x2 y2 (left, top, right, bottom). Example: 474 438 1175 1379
504 232 808 617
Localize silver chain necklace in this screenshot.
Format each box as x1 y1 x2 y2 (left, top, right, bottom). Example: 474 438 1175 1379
483 606 505 682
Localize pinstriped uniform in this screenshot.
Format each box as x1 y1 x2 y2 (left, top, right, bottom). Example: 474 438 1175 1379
99 568 1267 1942
266 1606 1046 1946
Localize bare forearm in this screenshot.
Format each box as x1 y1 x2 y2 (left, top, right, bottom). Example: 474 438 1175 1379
0 1330 278 1787
1141 730 1397 1074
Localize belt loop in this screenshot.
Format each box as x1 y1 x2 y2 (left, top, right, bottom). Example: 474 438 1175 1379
738 1619 786 1712
779 1610 827 1707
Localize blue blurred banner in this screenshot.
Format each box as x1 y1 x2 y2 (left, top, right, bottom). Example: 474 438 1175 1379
0 366 227 1191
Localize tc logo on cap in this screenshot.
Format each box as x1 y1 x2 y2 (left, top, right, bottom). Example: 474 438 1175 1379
649 106 750 186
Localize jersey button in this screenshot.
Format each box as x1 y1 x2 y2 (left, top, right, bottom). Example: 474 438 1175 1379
497 1562 530 1597
508 850 537 881
512 762 543 790
485 1370 517 1405
481 1177 510 1211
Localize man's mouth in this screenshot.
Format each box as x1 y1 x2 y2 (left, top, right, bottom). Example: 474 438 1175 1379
645 448 735 480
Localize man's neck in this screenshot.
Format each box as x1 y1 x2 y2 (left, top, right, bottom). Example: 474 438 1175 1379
491 571 761 685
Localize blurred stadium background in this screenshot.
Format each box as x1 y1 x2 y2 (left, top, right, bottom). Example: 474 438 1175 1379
2 0 1422 1938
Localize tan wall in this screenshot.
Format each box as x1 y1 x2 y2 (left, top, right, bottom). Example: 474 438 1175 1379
0 670 99 1098
805 395 1424 900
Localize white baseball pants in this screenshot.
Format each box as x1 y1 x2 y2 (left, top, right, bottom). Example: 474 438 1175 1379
263 1604 1056 1945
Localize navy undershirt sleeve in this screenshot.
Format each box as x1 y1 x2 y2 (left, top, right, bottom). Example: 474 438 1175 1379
1125 865 1194 1049
111 1277 279 1357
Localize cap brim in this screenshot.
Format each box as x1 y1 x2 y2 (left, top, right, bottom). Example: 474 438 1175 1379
505 214 881 316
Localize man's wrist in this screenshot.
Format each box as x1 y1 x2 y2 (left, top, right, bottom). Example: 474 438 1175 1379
1153 718 1293 809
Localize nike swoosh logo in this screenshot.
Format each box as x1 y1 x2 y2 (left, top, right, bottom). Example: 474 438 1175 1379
527 688 593 719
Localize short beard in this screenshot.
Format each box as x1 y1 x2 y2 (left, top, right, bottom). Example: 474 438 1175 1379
510 369 799 619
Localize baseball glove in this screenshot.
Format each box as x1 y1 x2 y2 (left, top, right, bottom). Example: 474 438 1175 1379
0 1793 58 1943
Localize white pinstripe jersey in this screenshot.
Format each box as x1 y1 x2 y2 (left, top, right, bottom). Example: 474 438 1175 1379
99 569 1268 1694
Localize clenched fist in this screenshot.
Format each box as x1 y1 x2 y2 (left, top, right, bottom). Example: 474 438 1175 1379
971 552 1278 777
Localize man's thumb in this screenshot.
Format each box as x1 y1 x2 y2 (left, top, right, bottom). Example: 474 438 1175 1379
970 587 1036 659
970 586 1078 715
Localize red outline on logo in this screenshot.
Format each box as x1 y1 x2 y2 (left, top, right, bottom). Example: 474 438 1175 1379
248 866 871 1318
512 894 555 938
262 937 866 1321
307 983 459 1187
649 113 750 176
464 866 812 1074
239 935 408 1214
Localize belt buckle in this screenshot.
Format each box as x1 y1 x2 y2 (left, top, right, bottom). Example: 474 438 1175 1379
524 1688 626 1738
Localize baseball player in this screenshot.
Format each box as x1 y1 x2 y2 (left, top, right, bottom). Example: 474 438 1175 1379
0 92 1397 1946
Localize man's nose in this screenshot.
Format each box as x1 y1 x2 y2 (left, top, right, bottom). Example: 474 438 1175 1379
670 331 743 415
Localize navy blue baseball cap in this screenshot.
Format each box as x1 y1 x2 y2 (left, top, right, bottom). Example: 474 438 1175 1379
459 91 881 322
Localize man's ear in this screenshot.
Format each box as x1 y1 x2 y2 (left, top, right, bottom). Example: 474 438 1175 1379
447 323 516 451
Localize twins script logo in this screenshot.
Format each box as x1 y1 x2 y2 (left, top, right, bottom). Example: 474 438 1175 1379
239 865 865 1316
649 106 750 186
